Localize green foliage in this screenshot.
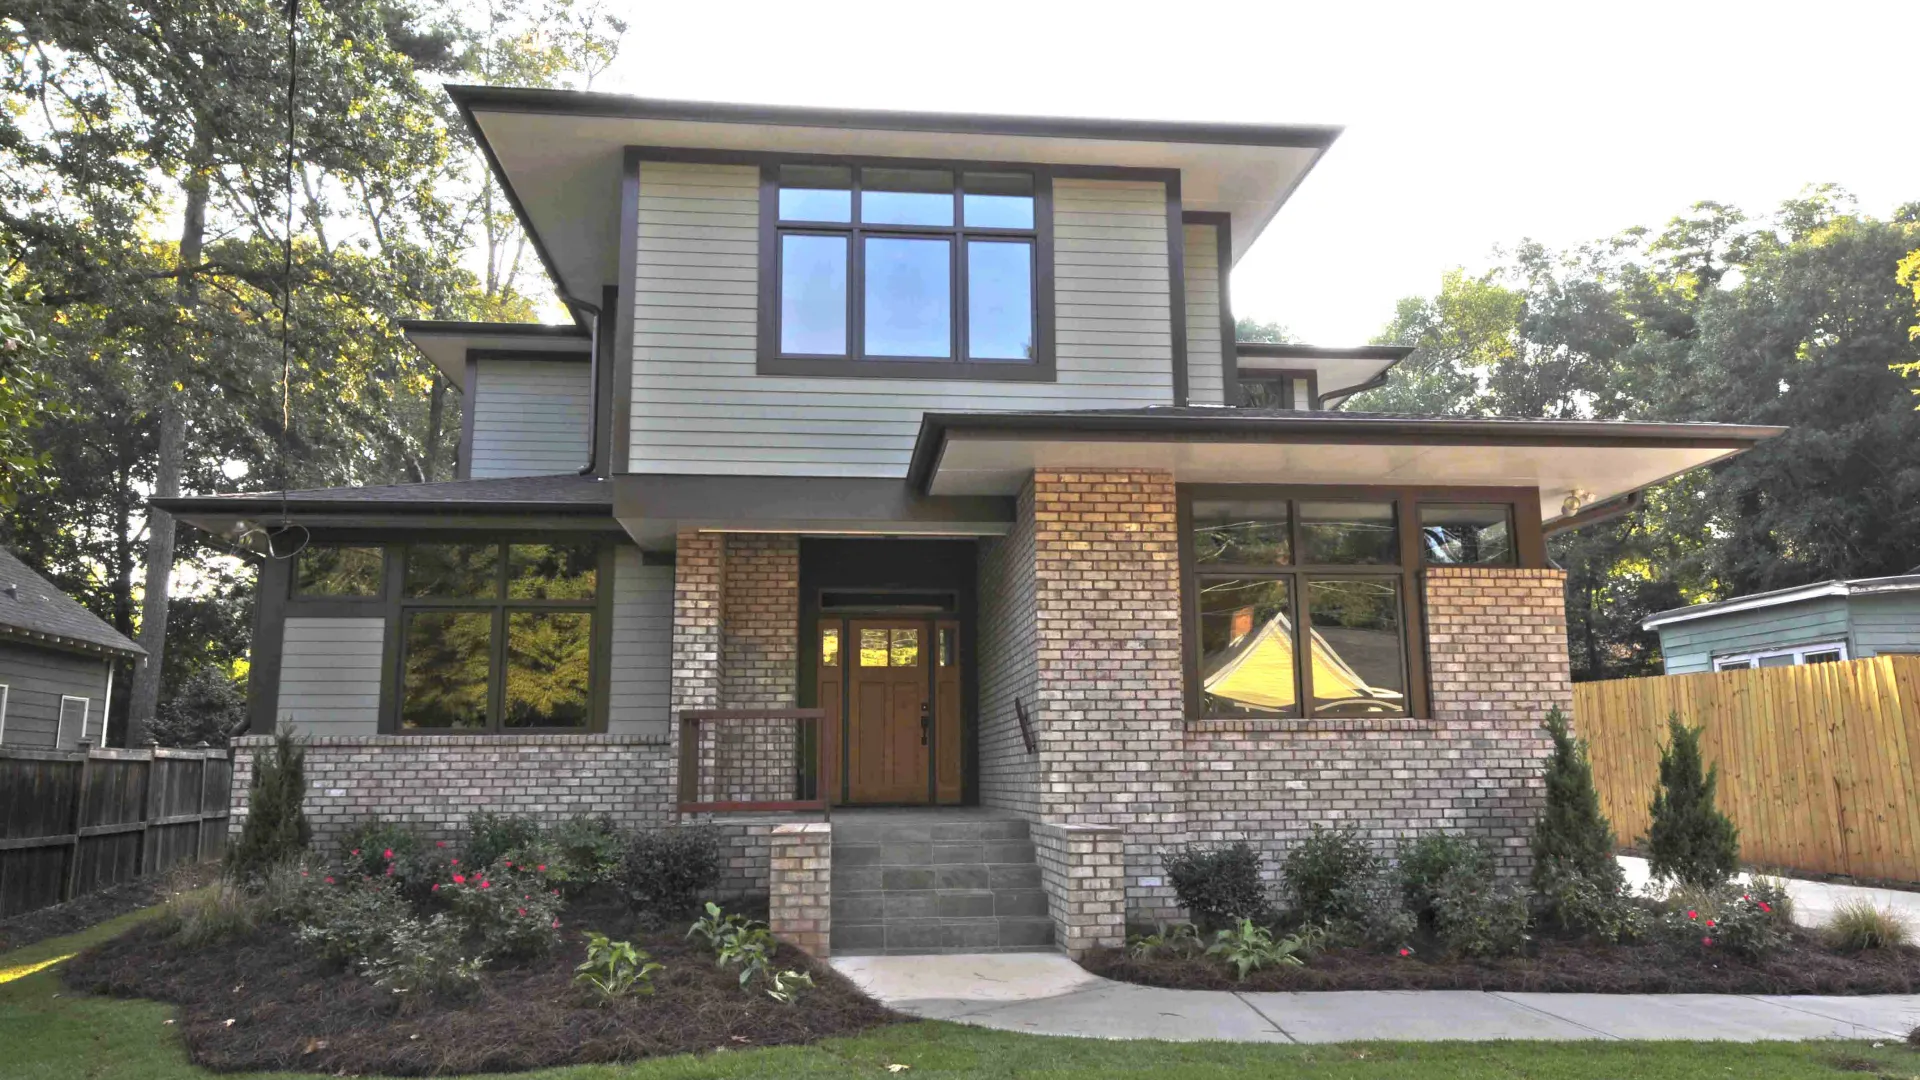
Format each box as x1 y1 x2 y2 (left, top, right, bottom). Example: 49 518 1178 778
1532 860 1648 943
1163 842 1270 931
514 815 624 896
339 818 423 878
1657 883 1788 960
1282 823 1383 928
462 811 542 872
1431 865 1531 959
1825 900 1910 951
766 968 815 1004
146 663 246 747
1533 710 1625 890
154 884 262 949
295 877 412 968
621 826 722 919
688 902 778 990
573 932 663 1004
1396 833 1493 924
438 862 563 960
363 914 483 1003
1204 919 1317 981
1128 922 1205 959
1234 316 1296 344
227 727 311 880
1647 716 1740 888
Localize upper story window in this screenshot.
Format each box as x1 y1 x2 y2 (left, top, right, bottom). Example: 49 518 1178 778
762 161 1052 380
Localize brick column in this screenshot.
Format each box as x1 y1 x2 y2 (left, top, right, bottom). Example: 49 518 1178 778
768 822 831 957
1032 823 1125 957
1030 468 1188 922
717 533 798 802
671 530 723 804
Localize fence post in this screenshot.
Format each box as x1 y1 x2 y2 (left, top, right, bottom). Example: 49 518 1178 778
193 742 211 862
141 740 165 875
61 740 95 903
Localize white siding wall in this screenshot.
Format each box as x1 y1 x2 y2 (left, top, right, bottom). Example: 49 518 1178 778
469 359 590 478
1183 222 1224 405
627 162 1174 477
277 617 384 736
609 548 672 737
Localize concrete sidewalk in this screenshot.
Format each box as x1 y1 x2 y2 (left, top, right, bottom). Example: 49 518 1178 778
1617 856 1920 930
831 952 1920 1043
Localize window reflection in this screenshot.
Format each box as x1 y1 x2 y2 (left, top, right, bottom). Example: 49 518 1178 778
777 164 852 222
1192 500 1291 566
859 628 890 667
1420 505 1514 566
507 542 597 600
402 610 493 728
780 234 848 355
890 627 920 667
1306 579 1405 716
864 237 950 357
821 626 841 667
967 240 1033 360
860 168 953 226
405 543 500 598
1197 578 1298 716
296 545 384 597
504 611 591 728
1299 502 1397 565
963 172 1034 228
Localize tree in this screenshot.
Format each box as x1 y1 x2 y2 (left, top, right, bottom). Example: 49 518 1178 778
228 726 311 878
1234 316 1296 343
1532 709 1623 892
1646 716 1739 888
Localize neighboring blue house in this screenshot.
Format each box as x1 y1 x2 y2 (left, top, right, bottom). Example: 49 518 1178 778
1642 574 1920 675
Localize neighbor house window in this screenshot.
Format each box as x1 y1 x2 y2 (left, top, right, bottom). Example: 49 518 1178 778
1714 642 1848 671
294 544 385 597
398 540 598 732
57 695 90 747
765 162 1048 377
1235 375 1314 410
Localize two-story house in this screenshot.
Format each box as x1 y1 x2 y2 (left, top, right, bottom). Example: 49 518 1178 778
155 87 1783 957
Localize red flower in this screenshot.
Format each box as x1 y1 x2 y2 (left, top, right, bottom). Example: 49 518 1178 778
479 881 491 890
1758 901 1772 913
551 888 560 895
385 865 395 876
299 870 308 878
536 864 546 872
1702 936 1714 947
450 859 459 866
1397 947 1411 957
324 876 335 884
551 919 561 929
453 873 466 884
1705 919 1716 928
383 849 394 860
431 883 440 892
504 860 513 869
1686 910 1698 920
518 907 528 916
436 840 446 848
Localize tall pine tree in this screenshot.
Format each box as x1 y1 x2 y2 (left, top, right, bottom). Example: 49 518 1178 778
1531 708 1624 893
1646 715 1740 887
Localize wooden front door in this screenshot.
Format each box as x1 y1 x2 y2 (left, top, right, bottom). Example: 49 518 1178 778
847 620 930 803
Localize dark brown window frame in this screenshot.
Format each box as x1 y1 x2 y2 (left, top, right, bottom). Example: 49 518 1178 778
757 155 1056 381
1177 485 1547 721
1234 368 1320 410
1417 502 1519 568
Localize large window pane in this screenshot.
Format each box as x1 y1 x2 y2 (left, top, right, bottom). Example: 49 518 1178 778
864 237 950 357
860 167 953 226
1192 499 1291 566
1421 504 1514 566
1306 579 1405 716
508 542 598 600
967 240 1033 360
780 234 848 355
1197 577 1298 716
405 543 500 598
1299 501 1397 565
777 164 851 222
963 172 1034 228
402 610 493 729
295 545 383 597
504 611 591 728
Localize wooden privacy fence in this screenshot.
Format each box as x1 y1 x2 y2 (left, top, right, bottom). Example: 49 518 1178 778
0 743 231 919
1576 654 1920 882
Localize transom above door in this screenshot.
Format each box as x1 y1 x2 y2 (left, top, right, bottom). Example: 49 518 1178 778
816 616 962 805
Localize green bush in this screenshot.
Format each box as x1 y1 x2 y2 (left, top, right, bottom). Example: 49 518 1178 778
155 884 262 949
439 862 564 960
1431 864 1530 958
1128 922 1204 960
1826 900 1911 951
574 932 663 1004
1163 841 1269 931
1396 833 1492 924
463 811 543 872
1646 716 1740 888
689 902 777 989
620 826 722 918
1532 859 1648 943
338 818 423 878
1282 823 1383 928
1205 918 1318 981
295 877 412 968
1658 884 1787 960
363 914 483 1003
1532 709 1626 894
228 727 311 880
546 815 627 889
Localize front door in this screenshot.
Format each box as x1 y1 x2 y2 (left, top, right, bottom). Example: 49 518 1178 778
816 617 964 805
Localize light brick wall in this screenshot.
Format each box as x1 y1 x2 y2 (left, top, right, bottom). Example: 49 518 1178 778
228 733 675 846
714 534 799 803
768 823 832 957
1033 823 1125 956
1425 567 1574 722
976 478 1042 818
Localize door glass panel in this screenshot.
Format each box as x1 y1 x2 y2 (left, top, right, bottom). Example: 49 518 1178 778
402 610 494 728
864 236 950 357
967 240 1033 360
1306 578 1406 716
821 626 841 667
1196 577 1298 716
780 234 849 355
890 627 920 667
1192 499 1291 566
504 611 591 728
937 626 954 667
1299 501 1397 565
859 628 890 667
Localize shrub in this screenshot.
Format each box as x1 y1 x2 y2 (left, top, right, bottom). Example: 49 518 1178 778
463 811 542 872
689 902 777 989
1205 918 1319 981
254 859 324 924
1163 841 1269 931
156 885 262 948
228 727 311 880
547 815 626 887
1432 864 1530 958
296 878 412 968
1532 859 1647 944
1532 709 1626 896
1283 824 1383 928
1397 833 1493 924
439 862 564 960
363 914 484 1003
1826 900 1911 951
620 826 722 918
1659 886 1787 960
338 818 423 878
1128 922 1204 959
1646 716 1739 888
574 932 664 1004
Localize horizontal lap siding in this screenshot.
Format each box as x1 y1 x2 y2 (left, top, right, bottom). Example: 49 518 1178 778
1183 223 1223 405
1848 594 1920 658
470 360 590 478
0 643 109 749
627 164 1173 477
277 618 384 737
1657 598 1852 674
609 548 672 737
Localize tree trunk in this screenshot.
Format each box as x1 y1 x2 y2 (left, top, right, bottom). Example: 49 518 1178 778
128 123 212 738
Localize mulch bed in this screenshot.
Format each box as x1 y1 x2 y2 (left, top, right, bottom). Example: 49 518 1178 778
63 890 898 1076
0 860 221 954
1083 930 1920 995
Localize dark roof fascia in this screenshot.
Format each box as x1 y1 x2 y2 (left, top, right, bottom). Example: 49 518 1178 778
399 320 588 340
907 411 1787 493
148 495 612 518
447 85 1344 151
1234 343 1415 361
0 623 144 660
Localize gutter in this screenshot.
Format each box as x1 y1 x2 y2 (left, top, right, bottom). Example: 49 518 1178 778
565 294 603 478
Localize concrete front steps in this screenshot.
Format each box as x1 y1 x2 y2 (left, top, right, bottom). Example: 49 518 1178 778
829 810 1054 955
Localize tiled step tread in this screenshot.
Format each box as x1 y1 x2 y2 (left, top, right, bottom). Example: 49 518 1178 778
832 839 1037 867
829 915 1054 953
835 887 1049 923
830 818 1029 846
837 862 1042 893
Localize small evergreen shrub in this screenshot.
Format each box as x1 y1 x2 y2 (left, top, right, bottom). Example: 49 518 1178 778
1396 833 1492 924
463 811 542 872
1825 900 1910 951
1532 709 1626 891
1646 715 1739 888
1283 823 1383 928
619 825 722 918
228 726 311 880
1432 864 1530 958
546 815 627 887
1163 841 1269 931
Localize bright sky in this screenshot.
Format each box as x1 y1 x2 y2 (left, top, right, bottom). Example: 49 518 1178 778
597 0 1914 344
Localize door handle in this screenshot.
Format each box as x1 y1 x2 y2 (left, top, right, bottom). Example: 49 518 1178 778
920 700 930 746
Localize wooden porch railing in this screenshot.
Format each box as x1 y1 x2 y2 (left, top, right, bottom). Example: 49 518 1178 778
675 708 830 817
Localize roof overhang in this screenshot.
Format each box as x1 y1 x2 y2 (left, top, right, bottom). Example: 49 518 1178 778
1236 343 1412 404
614 475 1014 548
450 85 1341 301
148 476 616 538
0 623 145 660
909 411 1786 527
400 320 589 384
1642 574 1920 630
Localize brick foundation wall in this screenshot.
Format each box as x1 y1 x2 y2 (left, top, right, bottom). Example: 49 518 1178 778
1032 823 1125 957
672 529 723 797
976 478 1042 819
768 823 832 957
228 733 675 846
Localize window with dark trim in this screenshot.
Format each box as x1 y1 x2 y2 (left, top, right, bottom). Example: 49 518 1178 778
397 540 598 732
1234 371 1317 410
1419 504 1516 566
293 544 384 597
761 161 1052 379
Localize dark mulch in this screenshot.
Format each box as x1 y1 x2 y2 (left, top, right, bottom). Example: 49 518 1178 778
1084 930 1920 995
0 860 221 953
63 890 898 1076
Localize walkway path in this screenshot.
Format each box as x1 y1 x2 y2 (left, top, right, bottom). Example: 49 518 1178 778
830 953 1920 1043
1617 856 1920 930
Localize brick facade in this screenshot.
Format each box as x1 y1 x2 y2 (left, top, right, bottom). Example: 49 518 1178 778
768 823 832 957
976 478 1042 819
714 534 800 803
1032 823 1126 957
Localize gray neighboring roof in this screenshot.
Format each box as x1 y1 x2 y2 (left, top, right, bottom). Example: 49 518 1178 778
1642 575 1920 630
0 547 144 658
148 474 613 517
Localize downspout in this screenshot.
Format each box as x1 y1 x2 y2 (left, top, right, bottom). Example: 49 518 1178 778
567 295 603 478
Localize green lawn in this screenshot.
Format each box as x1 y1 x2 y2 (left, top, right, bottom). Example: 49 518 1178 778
5 914 1920 1080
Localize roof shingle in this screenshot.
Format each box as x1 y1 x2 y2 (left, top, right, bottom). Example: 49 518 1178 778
0 547 145 657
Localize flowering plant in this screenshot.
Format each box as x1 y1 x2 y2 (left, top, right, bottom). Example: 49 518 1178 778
439 861 564 959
